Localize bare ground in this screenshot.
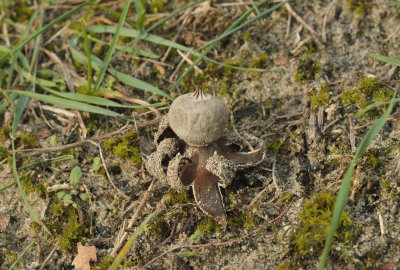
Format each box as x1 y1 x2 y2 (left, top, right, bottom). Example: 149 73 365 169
1 0 400 269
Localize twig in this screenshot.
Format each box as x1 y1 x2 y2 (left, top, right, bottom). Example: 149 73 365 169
322 0 337 43
38 243 58 270
378 211 385 237
248 177 273 207
348 116 356 153
285 3 337 67
110 176 157 256
177 50 202 73
76 110 87 139
39 104 76 118
87 140 130 200
16 118 160 158
142 200 296 269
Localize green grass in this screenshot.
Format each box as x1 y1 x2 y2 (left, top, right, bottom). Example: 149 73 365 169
318 53 399 268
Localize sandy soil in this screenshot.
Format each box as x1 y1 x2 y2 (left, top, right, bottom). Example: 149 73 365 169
1 0 400 269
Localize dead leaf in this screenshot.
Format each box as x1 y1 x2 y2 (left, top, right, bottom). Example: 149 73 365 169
72 242 97 270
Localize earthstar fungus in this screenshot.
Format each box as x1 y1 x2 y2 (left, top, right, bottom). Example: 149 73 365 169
146 87 265 229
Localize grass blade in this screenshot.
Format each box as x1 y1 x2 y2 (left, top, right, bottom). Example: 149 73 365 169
108 69 171 99
69 36 172 99
357 98 400 117
11 87 50 234
134 0 146 33
86 25 264 73
41 86 165 108
93 0 131 92
109 209 160 270
0 0 91 64
18 154 74 171
0 182 17 192
9 240 35 270
196 0 288 52
81 19 92 92
368 52 400 66
8 90 124 118
87 35 160 58
170 0 286 92
318 95 396 269
108 0 205 63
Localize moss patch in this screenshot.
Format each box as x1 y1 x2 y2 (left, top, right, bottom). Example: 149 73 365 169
0 146 7 160
310 84 330 107
294 57 321 82
347 0 372 14
104 132 142 166
39 203 86 252
18 133 39 148
190 217 222 240
340 77 392 119
290 192 353 257
165 189 189 205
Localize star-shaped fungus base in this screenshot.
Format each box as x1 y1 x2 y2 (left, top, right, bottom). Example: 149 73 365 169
146 116 265 229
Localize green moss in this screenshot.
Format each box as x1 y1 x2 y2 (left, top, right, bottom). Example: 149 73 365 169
290 192 353 256
0 146 7 160
328 140 350 155
104 132 142 166
224 59 244 77
165 189 189 205
294 57 321 82
364 152 378 169
147 0 164 13
76 84 100 97
359 77 376 95
341 89 363 106
19 133 39 148
59 219 85 251
347 0 371 14
310 84 330 107
373 87 392 103
266 139 283 153
276 263 295 270
92 256 114 270
147 215 170 240
249 54 268 69
0 126 11 138
38 203 86 252
11 0 33 22
341 77 392 120
242 31 251 42
21 174 47 197
228 212 255 229
278 192 294 203
190 217 222 240
41 203 79 234
324 158 340 167
218 84 229 97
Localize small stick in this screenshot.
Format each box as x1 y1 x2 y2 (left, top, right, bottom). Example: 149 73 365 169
348 116 356 153
17 118 160 158
378 211 385 237
87 140 130 200
38 243 58 270
177 50 202 73
285 3 337 67
110 177 156 256
142 200 296 269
